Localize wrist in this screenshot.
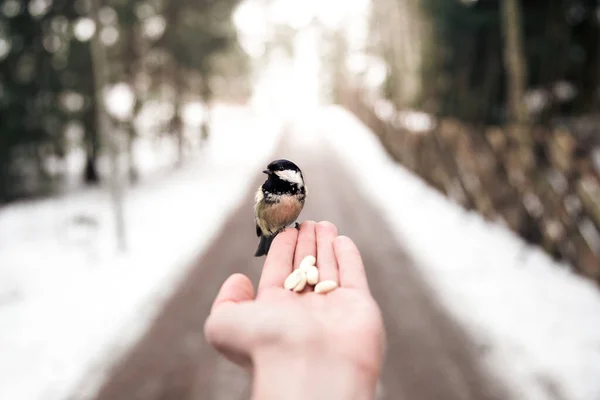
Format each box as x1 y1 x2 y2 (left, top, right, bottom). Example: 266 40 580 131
251 346 378 400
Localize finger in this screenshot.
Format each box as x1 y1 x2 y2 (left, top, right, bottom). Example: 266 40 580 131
257 227 299 295
315 221 339 283
334 236 370 292
211 273 255 312
293 221 317 269
204 302 255 367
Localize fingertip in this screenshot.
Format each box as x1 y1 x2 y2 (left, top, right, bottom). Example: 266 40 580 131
334 235 353 247
229 272 251 282
299 220 317 233
270 227 298 253
228 273 255 298
316 221 338 236
273 226 299 245
334 235 369 291
211 273 255 311
298 221 317 237
335 235 361 253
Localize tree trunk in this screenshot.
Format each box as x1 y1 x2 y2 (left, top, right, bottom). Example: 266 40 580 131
89 0 127 252
200 72 212 143
83 107 100 184
124 21 140 183
501 0 529 126
0 147 9 202
171 63 185 167
577 0 600 112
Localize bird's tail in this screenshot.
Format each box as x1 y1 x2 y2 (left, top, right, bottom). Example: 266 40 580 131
254 234 275 257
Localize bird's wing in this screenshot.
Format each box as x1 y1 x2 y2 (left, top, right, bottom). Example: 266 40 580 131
256 222 262 237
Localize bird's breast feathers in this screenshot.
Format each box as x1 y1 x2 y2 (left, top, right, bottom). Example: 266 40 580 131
255 191 304 235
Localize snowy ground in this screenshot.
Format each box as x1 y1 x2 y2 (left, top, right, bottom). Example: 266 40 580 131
316 105 600 400
0 104 283 400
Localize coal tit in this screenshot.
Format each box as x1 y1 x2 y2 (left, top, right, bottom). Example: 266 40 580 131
253 159 306 257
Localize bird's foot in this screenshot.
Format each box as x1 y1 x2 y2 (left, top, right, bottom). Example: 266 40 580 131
273 223 300 238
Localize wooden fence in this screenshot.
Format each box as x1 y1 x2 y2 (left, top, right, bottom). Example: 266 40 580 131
340 87 600 282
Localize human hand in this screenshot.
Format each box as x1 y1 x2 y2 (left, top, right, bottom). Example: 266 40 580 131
203 221 385 400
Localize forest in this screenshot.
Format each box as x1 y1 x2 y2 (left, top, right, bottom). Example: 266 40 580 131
339 0 600 279
0 0 250 203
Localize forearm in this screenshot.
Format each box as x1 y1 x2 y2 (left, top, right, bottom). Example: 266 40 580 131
251 348 378 400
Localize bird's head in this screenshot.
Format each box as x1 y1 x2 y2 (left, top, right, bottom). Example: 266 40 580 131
263 159 305 188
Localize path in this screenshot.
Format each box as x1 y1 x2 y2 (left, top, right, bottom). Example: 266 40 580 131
86 121 512 400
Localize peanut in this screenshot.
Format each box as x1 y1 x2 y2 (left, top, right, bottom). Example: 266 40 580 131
306 265 319 285
314 280 338 294
293 271 308 292
284 269 305 290
298 255 316 272
284 255 336 293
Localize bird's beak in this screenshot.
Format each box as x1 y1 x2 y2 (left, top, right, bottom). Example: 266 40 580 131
263 169 270 175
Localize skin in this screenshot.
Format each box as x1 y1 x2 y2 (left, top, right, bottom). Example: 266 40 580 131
204 221 386 400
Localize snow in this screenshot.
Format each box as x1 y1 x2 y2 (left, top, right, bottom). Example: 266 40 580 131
0 104 283 400
317 105 600 400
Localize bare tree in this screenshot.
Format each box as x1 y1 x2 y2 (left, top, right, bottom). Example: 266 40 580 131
367 0 429 109
89 0 127 252
501 0 529 126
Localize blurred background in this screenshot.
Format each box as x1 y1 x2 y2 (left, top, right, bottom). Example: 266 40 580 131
0 0 599 399
1 0 599 275
342 0 600 280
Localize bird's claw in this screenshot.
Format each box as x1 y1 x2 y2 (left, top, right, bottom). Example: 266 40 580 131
273 223 300 238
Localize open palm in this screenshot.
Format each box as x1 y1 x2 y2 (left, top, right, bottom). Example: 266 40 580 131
204 221 385 378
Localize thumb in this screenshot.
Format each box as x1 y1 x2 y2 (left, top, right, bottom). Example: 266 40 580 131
204 273 256 367
204 302 257 367
210 273 255 311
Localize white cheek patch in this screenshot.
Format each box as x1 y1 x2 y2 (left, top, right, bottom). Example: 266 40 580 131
275 169 304 186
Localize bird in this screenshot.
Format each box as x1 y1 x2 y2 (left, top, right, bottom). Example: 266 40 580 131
254 159 307 257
